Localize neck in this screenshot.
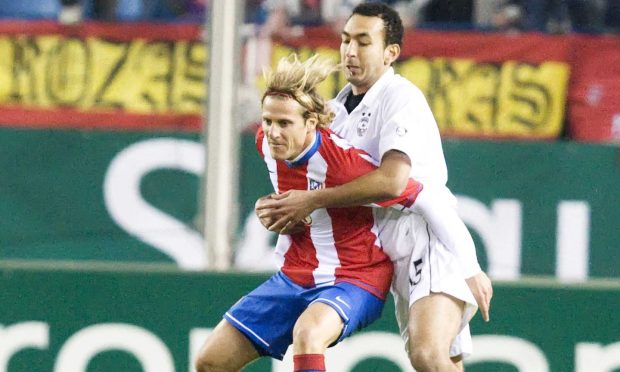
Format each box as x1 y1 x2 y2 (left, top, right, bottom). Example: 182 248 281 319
351 67 389 95
302 130 317 153
351 85 368 95
285 129 321 168
289 130 317 161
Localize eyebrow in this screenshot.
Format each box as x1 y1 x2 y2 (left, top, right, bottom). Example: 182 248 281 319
262 115 292 123
341 31 372 39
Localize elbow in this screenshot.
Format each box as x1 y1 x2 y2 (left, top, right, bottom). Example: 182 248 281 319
382 178 408 199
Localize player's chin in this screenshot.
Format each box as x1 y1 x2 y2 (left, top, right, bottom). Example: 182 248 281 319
346 75 363 85
270 148 288 160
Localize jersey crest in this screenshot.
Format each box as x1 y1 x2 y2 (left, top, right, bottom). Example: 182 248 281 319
308 178 324 190
357 112 371 136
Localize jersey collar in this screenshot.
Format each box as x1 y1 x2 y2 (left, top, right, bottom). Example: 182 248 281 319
334 67 395 110
285 130 322 168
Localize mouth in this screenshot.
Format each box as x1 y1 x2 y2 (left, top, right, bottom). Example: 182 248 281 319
346 65 360 73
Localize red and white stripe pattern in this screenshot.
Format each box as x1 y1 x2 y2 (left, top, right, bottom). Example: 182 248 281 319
256 128 422 299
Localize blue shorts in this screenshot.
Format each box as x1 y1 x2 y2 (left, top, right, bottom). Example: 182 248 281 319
224 271 385 360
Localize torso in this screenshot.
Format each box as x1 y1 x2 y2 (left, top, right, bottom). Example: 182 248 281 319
256 127 394 299
329 68 450 260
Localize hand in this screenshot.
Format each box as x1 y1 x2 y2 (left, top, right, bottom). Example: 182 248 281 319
466 272 493 322
255 194 277 228
255 190 318 233
255 193 307 235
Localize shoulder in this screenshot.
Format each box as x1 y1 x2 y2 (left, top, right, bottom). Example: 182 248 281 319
255 127 265 157
319 128 352 151
321 129 376 163
380 74 430 113
255 126 265 143
386 74 426 102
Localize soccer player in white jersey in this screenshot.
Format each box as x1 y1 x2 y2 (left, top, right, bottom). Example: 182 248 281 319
256 3 493 371
196 55 430 372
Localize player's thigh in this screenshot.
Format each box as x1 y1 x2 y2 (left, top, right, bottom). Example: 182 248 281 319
408 292 464 349
195 319 260 370
293 302 344 351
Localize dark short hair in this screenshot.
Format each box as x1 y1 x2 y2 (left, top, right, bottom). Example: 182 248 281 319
351 2 404 47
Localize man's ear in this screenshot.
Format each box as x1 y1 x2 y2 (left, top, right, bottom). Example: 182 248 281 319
306 117 318 130
384 43 401 65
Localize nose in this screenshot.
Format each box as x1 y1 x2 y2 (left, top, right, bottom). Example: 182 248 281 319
345 41 357 58
267 124 280 139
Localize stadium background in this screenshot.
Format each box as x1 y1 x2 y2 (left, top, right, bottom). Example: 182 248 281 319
0 1 619 371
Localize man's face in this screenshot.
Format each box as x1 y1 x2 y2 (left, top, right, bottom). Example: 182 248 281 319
261 96 315 161
341 14 391 94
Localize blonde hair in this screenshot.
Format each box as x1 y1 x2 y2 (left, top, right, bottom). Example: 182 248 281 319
262 54 338 129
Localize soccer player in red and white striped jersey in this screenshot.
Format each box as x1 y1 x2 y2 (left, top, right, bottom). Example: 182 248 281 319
256 123 421 299
196 54 423 372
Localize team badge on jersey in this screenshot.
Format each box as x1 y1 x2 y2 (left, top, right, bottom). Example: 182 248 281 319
357 112 371 136
308 178 325 190
396 126 408 136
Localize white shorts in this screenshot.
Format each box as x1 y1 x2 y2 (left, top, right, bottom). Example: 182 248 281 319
388 214 478 358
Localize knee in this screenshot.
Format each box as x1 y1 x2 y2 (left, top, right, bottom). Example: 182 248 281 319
194 355 210 372
293 323 328 352
409 345 444 371
194 352 220 372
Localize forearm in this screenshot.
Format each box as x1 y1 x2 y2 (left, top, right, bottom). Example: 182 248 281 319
254 149 412 232
414 188 482 278
311 166 409 209
309 149 412 209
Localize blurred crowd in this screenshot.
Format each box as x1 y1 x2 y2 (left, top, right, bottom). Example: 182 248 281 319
254 0 620 35
0 0 617 34
0 0 208 23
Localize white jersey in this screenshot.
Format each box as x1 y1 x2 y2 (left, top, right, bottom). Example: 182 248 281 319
330 67 451 261
330 67 448 187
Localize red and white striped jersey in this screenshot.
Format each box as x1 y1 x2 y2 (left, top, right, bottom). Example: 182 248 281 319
256 127 422 300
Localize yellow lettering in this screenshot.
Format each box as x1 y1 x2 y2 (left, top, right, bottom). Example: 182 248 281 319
46 37 88 105
498 61 568 137
171 41 205 113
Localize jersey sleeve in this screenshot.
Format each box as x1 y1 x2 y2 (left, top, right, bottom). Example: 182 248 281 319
377 92 419 164
377 85 448 185
411 186 482 278
371 180 423 211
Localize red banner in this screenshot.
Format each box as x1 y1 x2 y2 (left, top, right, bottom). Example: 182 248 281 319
0 21 618 141
568 35 620 142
